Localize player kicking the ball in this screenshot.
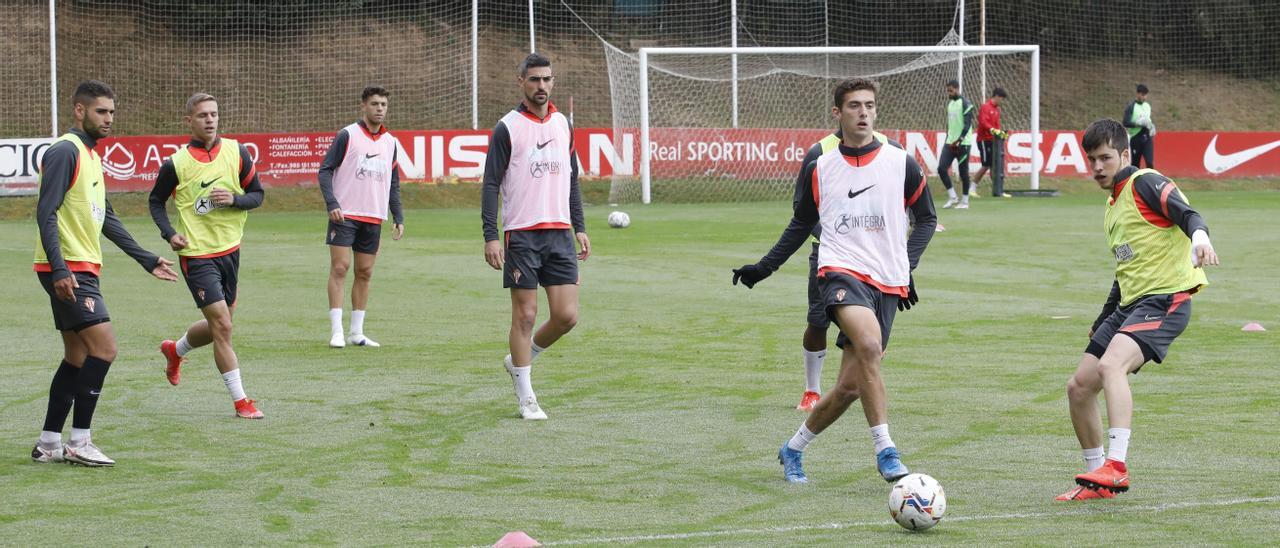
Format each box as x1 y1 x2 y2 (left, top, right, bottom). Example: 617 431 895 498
149 92 266 419
768 78 936 484
1055 119 1218 501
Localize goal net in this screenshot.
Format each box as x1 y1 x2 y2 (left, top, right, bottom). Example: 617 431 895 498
606 37 1040 203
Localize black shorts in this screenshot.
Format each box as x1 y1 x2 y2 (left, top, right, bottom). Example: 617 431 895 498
806 242 830 329
977 140 994 167
819 272 900 351
180 250 240 308
327 218 382 255
503 229 579 289
37 271 110 331
1086 291 1193 365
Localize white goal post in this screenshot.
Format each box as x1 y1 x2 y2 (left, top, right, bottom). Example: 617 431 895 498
633 45 1041 204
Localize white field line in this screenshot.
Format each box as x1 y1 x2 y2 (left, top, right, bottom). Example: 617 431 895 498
528 495 1280 546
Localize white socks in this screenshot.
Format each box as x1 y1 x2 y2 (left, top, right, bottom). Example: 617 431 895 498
222 369 247 401
530 339 545 362
69 428 90 445
175 334 193 357
802 349 825 393
507 362 535 402
1107 427 1131 463
787 423 818 452
329 308 343 336
870 424 896 453
39 431 62 445
947 188 958 199
351 310 366 335
1083 446 1105 472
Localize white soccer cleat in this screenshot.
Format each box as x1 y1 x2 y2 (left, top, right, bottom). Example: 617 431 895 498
347 334 380 347
518 396 548 420
956 202 970 209
329 332 345 348
64 440 115 467
942 197 959 209
31 443 64 464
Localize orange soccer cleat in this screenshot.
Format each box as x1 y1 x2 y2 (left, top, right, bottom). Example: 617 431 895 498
796 391 821 412
1075 459 1129 493
159 340 185 386
1055 484 1117 501
234 398 264 419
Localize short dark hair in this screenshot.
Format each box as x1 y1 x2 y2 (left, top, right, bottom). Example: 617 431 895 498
519 53 552 76
1082 119 1129 153
992 87 1008 98
832 78 878 107
362 86 390 102
72 80 114 106
1136 83 1149 94
946 79 961 89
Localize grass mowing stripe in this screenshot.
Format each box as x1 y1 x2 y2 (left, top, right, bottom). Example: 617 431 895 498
539 495 1280 546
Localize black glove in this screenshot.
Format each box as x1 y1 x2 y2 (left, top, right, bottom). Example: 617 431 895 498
732 263 772 289
897 276 918 311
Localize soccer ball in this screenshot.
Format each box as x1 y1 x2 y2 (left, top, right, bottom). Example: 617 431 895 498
888 473 947 531
607 210 630 228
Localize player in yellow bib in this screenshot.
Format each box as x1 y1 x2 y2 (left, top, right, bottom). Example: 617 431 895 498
1055 119 1219 501
31 81 178 467
148 93 266 419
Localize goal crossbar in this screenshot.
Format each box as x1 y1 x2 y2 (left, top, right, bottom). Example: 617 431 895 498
636 45 1041 203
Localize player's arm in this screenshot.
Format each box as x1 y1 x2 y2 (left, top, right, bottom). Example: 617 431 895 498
481 121 512 269
1133 174 1218 266
481 121 511 243
35 142 77 282
568 133 590 260
1091 279 1122 336
389 146 404 224
103 200 178 281
318 129 349 216
759 144 822 270
734 158 820 288
148 159 182 242
228 143 264 210
957 99 975 144
904 155 936 269
898 155 936 311
1122 102 1139 128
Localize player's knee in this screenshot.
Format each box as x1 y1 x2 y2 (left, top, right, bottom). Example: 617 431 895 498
850 335 883 363
1096 357 1125 378
90 341 118 362
354 265 374 282
1066 375 1095 401
330 261 349 278
210 316 234 339
512 307 537 331
553 309 578 332
831 383 859 403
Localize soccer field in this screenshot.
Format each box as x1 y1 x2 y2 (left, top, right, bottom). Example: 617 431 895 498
2 190 1278 545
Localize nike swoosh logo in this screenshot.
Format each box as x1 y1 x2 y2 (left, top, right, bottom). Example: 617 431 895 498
1144 315 1162 321
536 139 553 150
1203 135 1280 174
848 185 875 199
92 181 99 187
364 153 380 159
89 390 101 396
199 180 216 188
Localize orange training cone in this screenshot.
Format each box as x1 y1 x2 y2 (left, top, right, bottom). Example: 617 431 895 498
494 531 542 548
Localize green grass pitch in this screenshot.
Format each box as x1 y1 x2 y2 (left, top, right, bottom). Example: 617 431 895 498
1 189 1278 545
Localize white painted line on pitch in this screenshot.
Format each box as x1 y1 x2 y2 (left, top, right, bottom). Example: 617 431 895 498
536 495 1280 546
